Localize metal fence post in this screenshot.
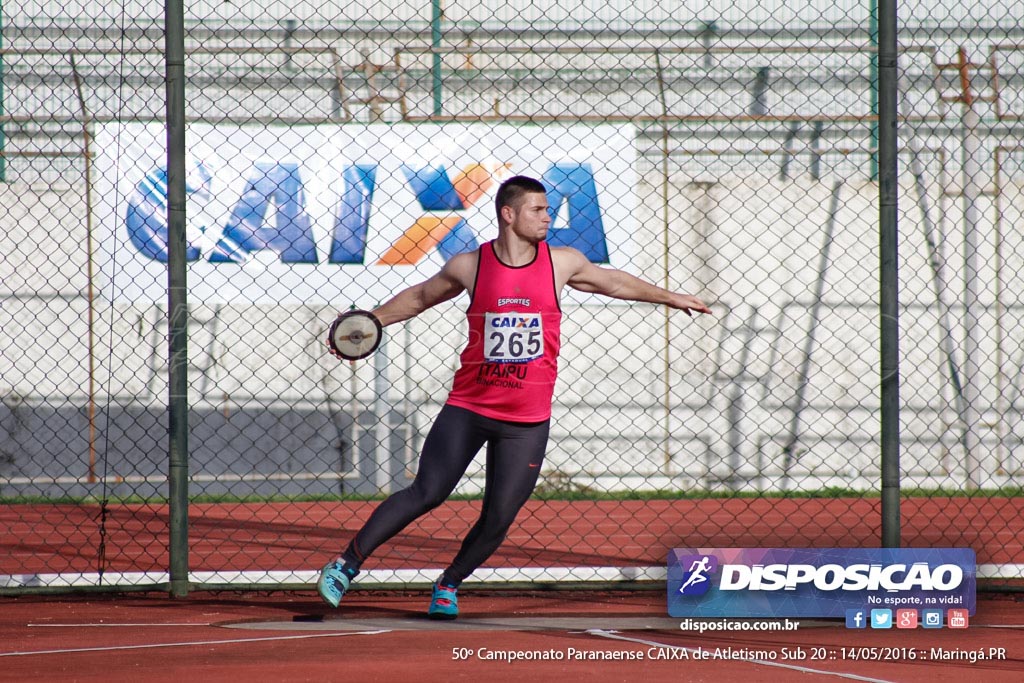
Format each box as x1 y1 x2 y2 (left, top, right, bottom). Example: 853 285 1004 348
869 0 880 181
878 0 901 548
432 0 443 116
166 0 190 597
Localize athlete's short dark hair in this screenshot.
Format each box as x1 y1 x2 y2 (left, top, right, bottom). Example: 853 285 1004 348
495 175 547 218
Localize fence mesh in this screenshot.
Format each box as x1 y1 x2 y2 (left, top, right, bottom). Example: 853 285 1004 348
1 1 1022 593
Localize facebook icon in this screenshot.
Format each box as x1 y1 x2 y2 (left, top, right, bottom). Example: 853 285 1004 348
845 609 866 629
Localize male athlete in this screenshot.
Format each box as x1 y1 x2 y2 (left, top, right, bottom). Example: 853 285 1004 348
318 175 711 619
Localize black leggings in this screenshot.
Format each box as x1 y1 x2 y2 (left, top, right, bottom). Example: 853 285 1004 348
342 405 549 585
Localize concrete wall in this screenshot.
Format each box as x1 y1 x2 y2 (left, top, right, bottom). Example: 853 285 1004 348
3 164 1022 496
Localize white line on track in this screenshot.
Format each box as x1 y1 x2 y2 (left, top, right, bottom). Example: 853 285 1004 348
584 629 896 683
0 629 392 657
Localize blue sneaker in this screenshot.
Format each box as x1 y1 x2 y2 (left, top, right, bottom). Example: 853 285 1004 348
428 581 459 620
317 560 351 608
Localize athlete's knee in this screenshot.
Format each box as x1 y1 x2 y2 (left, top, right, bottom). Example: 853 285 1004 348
500 496 533 526
420 490 449 511
482 509 523 539
407 479 452 511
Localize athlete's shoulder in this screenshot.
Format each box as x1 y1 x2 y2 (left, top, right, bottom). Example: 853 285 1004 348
441 248 482 287
549 244 585 259
448 245 484 269
549 245 589 273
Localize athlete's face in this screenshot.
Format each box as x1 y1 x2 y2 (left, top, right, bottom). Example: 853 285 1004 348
505 192 551 242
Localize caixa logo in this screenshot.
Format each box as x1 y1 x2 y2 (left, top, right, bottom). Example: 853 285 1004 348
126 160 610 265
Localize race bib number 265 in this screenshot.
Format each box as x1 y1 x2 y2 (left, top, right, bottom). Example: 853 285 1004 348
484 313 543 363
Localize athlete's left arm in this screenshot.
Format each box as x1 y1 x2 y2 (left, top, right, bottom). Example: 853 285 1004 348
555 247 712 317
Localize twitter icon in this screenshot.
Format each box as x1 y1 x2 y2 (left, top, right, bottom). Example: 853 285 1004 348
870 609 893 629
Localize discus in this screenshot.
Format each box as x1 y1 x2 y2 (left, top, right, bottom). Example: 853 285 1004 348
328 310 382 361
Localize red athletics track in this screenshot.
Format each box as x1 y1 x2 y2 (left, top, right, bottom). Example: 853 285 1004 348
2 497 1024 681
2 497 1022 576
1 590 1022 682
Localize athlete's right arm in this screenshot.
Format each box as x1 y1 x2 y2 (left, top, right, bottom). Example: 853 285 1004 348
369 251 476 326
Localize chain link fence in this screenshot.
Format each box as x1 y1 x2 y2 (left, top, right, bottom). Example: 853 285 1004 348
2 1 1022 593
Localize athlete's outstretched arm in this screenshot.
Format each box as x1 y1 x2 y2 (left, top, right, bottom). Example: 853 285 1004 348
369 251 475 326
556 247 712 316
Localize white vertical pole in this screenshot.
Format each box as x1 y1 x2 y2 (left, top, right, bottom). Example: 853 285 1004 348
958 48 984 491
374 331 392 494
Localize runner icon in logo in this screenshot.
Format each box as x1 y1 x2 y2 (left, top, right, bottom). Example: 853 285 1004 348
678 555 717 595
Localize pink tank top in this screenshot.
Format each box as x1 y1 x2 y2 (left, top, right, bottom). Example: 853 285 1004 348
446 241 562 422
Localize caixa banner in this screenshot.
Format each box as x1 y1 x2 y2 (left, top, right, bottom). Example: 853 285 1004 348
668 548 976 618
92 123 636 305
